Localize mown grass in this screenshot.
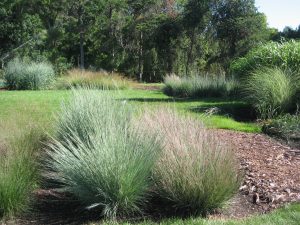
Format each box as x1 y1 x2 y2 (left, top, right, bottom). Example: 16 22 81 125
98 204 300 225
0 89 259 133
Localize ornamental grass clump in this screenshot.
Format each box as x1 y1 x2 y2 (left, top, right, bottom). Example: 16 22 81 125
45 89 161 219
55 69 132 90
163 74 237 98
243 68 300 119
0 129 41 219
140 108 240 216
231 40 300 78
4 58 55 90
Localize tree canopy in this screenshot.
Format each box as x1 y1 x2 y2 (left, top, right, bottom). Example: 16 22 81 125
0 0 275 81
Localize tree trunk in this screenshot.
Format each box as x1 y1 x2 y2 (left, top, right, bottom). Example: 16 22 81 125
78 4 84 70
138 31 144 82
186 28 195 76
80 31 84 70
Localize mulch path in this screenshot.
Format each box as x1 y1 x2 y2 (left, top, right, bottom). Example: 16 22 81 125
211 130 300 219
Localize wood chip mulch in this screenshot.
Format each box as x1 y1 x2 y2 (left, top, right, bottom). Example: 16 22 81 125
212 129 300 218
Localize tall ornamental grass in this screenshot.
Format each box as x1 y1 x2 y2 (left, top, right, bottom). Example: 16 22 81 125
231 40 300 78
243 68 300 119
0 129 41 219
140 108 240 216
4 58 55 90
45 89 161 218
163 74 237 98
55 69 132 90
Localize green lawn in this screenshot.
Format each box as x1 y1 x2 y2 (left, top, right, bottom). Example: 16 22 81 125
104 204 300 225
0 89 260 134
96 204 300 225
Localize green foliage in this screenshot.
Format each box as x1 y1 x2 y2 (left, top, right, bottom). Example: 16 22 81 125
52 57 72 76
272 25 300 41
0 129 42 219
263 114 300 144
45 89 161 218
211 0 270 61
243 68 300 119
4 58 55 90
163 74 238 98
141 108 239 216
231 41 300 78
0 0 270 82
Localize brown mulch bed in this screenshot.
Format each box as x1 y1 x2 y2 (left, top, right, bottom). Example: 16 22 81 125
212 130 300 218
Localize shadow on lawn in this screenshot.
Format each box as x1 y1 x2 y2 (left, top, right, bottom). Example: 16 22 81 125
25 193 188 225
25 192 103 225
124 97 257 122
123 97 196 103
189 103 257 122
124 97 240 103
26 192 209 225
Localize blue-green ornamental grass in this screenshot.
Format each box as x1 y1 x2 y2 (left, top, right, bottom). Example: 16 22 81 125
4 58 55 90
163 74 237 98
45 89 162 218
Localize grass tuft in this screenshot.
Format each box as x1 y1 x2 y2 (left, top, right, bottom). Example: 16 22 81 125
55 69 133 90
243 67 300 119
45 89 162 218
140 107 240 216
0 128 42 219
4 58 55 90
163 74 237 98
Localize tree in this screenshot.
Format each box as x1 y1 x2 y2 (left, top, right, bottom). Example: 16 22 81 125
211 0 269 63
182 0 210 75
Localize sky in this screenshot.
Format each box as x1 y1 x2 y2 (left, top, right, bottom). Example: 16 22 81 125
255 0 300 31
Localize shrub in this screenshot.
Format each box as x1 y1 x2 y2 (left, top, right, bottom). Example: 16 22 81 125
163 74 238 98
231 40 300 78
263 114 300 145
45 89 161 218
140 108 240 216
0 129 41 219
55 69 132 90
4 58 55 90
53 56 72 76
243 68 300 119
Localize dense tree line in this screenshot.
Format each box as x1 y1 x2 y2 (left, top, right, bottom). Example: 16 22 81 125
273 25 300 41
0 0 274 81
